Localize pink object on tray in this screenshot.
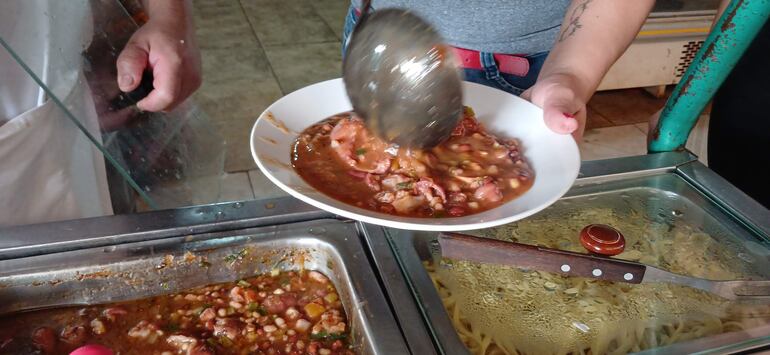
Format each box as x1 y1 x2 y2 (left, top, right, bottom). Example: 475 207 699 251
70 344 113 355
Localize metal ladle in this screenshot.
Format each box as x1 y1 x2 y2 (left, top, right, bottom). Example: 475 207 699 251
342 5 463 149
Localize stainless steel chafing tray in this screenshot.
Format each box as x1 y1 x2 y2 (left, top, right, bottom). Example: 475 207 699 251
0 218 409 354
3 151 770 355
363 152 770 355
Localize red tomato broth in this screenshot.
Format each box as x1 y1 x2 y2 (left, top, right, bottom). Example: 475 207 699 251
0 270 354 355
291 107 534 218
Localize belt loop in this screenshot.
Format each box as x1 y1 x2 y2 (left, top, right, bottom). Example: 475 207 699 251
480 52 500 81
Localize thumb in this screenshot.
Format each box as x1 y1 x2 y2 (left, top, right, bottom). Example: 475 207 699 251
116 41 149 92
542 94 580 135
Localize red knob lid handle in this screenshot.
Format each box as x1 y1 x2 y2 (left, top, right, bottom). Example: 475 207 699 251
579 224 625 256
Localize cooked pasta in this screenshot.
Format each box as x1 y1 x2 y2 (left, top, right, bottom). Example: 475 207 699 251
426 203 770 355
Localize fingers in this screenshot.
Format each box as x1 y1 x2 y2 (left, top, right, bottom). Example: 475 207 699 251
116 41 149 92
137 49 183 112
118 24 199 112
521 71 592 142
541 89 582 135
544 109 578 135
570 109 586 142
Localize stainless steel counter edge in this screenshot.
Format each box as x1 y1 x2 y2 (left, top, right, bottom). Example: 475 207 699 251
385 231 469 355
358 222 439 355
0 196 333 260
0 152 696 260
575 151 696 184
633 324 770 355
677 161 770 240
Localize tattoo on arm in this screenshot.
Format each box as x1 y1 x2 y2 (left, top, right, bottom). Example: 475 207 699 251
559 0 593 42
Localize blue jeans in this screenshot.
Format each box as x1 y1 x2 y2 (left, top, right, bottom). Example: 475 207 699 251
342 6 548 96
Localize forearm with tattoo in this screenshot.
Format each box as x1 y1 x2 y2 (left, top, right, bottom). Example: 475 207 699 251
559 0 593 42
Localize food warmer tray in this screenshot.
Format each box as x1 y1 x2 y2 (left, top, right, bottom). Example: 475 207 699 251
0 218 410 354
362 151 770 355
3 151 770 355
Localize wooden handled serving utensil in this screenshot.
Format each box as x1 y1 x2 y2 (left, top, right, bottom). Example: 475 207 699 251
435 227 770 302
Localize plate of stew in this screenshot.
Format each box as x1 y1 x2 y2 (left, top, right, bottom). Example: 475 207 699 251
250 78 579 231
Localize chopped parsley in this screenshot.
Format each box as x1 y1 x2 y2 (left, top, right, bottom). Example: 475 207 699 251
247 302 267 316
219 336 233 347
279 276 290 286
237 280 251 288
355 148 367 156
195 304 212 316
270 258 284 271
396 182 413 190
310 331 348 341
224 249 247 264
207 336 234 348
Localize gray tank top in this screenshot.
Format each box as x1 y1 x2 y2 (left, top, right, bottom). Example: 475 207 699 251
351 0 570 54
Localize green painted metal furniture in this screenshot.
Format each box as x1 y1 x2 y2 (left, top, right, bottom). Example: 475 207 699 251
649 0 770 152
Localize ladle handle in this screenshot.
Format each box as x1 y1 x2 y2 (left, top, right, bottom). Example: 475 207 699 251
437 232 645 284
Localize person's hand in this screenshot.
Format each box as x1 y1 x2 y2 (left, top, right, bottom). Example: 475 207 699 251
116 16 201 112
520 73 586 141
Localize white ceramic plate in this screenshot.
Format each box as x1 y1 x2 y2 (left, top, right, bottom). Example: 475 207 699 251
250 78 580 231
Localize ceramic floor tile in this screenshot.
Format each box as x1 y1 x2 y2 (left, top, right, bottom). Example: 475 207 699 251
579 124 648 161
198 41 277 82
148 172 259 209
264 42 342 94
240 0 338 46
248 169 290 200
634 123 649 134
588 88 667 126
194 46 283 172
193 0 258 49
685 114 710 165
141 181 193 210
585 106 614 129
220 172 256 201
144 174 224 210
310 0 350 40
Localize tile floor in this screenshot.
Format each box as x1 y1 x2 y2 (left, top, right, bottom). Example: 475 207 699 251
192 0 346 173
187 0 711 203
